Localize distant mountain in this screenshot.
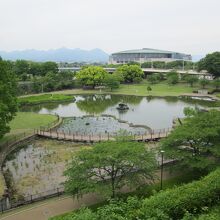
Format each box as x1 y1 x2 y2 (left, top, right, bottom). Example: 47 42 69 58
192 55 205 62
0 48 109 63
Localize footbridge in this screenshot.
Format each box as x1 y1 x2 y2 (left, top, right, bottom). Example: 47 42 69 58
35 128 172 143
59 67 210 77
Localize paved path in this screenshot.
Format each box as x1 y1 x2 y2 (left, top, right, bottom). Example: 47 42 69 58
0 194 103 220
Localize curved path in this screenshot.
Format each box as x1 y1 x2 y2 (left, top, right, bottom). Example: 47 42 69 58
0 194 103 220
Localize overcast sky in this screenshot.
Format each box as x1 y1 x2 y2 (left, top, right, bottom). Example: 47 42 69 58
0 0 219 54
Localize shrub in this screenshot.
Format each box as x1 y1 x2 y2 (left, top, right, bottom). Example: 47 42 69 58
140 168 220 219
167 72 179 85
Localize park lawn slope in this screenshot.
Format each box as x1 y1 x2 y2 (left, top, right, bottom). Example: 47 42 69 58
19 81 200 98
18 94 75 105
0 112 57 144
110 81 198 96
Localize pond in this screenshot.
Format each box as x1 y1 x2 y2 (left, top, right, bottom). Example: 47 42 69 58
21 94 216 130
3 138 86 198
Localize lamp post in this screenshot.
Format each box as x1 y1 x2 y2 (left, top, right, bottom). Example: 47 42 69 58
160 150 165 190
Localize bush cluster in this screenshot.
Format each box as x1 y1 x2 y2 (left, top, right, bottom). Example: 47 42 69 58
140 168 220 219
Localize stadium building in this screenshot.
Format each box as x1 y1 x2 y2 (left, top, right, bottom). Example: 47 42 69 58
109 48 192 64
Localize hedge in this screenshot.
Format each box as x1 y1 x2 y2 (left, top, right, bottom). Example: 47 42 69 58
140 168 220 219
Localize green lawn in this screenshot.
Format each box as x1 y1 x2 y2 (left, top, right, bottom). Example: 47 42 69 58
18 94 75 105
19 80 219 99
111 81 198 96
0 112 57 145
26 81 200 97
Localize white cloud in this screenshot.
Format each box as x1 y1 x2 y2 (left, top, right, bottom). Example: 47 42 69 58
0 0 219 54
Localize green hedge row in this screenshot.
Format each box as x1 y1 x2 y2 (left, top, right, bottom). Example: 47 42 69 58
140 168 220 219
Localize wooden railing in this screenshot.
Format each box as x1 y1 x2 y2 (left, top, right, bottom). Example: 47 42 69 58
36 127 172 142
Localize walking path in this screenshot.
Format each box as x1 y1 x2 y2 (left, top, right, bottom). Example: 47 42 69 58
0 194 103 220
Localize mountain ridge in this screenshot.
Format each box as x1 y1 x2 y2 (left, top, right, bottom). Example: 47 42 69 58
0 48 109 62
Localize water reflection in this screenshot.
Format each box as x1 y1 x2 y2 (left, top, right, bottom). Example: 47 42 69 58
20 94 216 129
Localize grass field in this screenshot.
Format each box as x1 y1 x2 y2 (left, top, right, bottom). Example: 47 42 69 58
19 80 220 101
21 81 202 98
110 81 199 96
0 112 57 144
18 94 75 105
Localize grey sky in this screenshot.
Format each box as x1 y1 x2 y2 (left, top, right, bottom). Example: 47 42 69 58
0 0 219 54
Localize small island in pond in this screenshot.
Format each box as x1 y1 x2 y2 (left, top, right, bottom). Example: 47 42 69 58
116 103 129 111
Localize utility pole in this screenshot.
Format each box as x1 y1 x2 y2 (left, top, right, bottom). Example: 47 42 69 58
160 150 165 190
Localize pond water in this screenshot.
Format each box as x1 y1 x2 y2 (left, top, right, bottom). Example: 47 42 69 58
21 94 216 129
3 139 86 198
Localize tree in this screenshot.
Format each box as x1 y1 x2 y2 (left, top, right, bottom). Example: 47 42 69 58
76 66 108 88
152 61 166 69
166 60 184 69
167 72 179 85
65 141 157 198
0 60 17 139
161 110 220 172
115 65 144 83
147 86 152 93
147 75 158 84
14 60 29 76
212 78 220 89
141 62 152 68
199 78 209 89
104 74 120 91
41 61 58 76
198 52 220 78
185 75 198 87
28 62 43 76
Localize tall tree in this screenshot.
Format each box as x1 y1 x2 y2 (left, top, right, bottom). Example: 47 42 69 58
185 75 198 87
0 60 17 139
115 65 144 83
14 60 29 76
212 78 220 89
167 71 179 85
198 52 220 78
104 74 120 91
161 110 220 172
76 66 108 88
199 78 209 89
41 61 58 76
65 141 156 198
